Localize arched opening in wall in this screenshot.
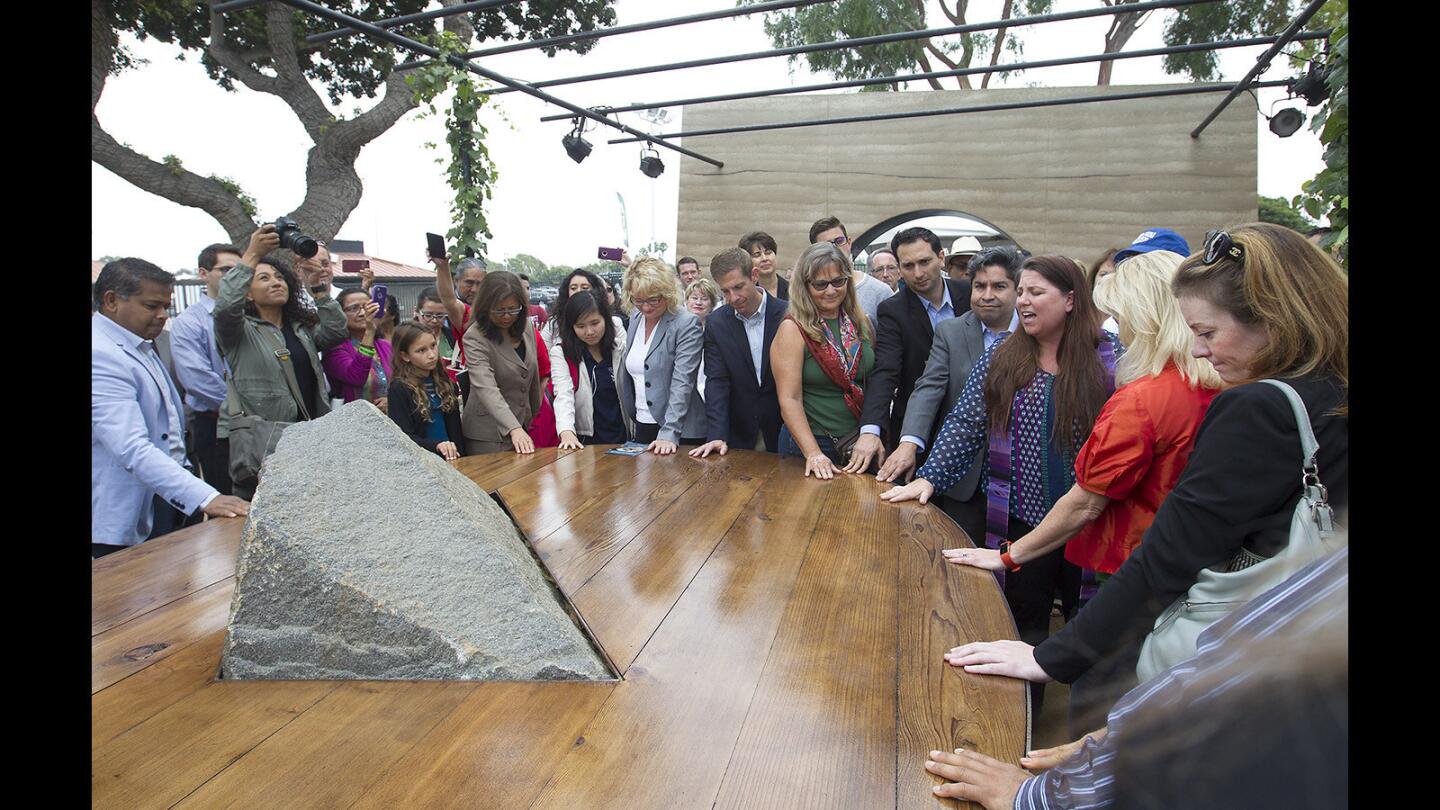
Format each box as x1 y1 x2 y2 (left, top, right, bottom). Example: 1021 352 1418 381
851 210 1024 282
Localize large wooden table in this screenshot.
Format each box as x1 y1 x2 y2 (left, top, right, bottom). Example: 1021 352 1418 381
93 447 1026 808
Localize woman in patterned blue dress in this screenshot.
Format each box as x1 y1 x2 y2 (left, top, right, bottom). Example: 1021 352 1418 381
881 254 1120 719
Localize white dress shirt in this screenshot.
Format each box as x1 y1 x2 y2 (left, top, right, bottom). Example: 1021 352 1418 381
627 317 658 424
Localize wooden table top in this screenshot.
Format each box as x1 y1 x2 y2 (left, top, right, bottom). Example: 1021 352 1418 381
93 447 1025 809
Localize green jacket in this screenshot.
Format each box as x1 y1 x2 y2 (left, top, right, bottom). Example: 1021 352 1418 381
215 261 348 438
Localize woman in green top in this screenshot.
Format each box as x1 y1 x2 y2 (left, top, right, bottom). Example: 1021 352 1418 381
771 241 875 479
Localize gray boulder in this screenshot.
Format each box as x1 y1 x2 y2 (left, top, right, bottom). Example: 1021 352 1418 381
220 400 611 681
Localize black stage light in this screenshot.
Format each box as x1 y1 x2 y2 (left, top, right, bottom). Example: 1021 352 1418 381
562 117 591 163
1290 64 1330 106
639 144 664 178
1268 107 1305 138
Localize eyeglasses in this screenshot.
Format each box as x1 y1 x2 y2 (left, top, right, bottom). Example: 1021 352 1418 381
829 235 849 247
808 276 850 291
1202 229 1245 265
342 303 368 314
490 307 524 317
634 295 665 307
417 312 447 321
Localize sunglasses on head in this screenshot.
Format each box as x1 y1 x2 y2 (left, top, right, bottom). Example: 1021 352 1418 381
808 276 850 291
1202 229 1246 265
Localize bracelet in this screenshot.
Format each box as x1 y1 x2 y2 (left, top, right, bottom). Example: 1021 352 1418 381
356 344 376 358
998 542 1022 572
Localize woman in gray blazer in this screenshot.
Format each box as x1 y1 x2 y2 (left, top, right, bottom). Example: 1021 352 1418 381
616 257 704 455
461 271 543 454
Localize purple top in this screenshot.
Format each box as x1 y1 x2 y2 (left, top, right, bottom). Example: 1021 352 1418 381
323 338 393 404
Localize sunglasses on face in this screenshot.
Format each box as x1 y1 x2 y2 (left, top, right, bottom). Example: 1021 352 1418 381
829 235 849 246
809 276 850 291
1202 229 1246 265
490 307 524 317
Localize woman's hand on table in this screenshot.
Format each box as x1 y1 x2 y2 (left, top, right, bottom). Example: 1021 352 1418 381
509 428 535 454
879 477 934 504
805 452 839 479
558 430 583 450
944 546 1005 571
647 439 677 456
944 640 1052 683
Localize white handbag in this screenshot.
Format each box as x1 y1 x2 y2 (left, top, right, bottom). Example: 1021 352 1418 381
1135 379 1345 682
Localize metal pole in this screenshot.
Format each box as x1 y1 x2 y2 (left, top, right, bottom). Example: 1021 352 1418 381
307 0 525 45
1190 0 1329 138
492 0 1223 96
608 80 1290 143
540 30 1328 122
273 0 724 168
398 0 836 68
213 0 270 13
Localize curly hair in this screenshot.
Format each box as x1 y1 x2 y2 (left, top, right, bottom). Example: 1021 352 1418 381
247 256 318 328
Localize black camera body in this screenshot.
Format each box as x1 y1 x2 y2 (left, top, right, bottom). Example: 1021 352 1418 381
272 216 318 258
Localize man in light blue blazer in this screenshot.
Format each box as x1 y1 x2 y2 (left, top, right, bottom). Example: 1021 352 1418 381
92 259 249 558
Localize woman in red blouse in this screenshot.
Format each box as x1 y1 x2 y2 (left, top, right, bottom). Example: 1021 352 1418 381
948 248 1221 733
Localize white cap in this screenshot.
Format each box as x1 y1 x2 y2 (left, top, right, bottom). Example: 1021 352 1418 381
951 236 983 254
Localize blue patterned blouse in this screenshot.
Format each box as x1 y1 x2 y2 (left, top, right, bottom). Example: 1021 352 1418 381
915 333 1122 527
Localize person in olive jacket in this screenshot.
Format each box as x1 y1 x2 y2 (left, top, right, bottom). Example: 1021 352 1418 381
215 224 348 496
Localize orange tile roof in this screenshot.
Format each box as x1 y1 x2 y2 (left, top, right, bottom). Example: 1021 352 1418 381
331 251 436 280
92 261 105 282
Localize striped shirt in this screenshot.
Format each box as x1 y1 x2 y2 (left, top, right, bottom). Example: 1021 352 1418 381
1013 545 1349 809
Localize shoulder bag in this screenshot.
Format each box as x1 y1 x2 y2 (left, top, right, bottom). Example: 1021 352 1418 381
1135 379 1345 682
228 327 313 494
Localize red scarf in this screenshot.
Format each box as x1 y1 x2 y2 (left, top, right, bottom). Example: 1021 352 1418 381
788 314 865 420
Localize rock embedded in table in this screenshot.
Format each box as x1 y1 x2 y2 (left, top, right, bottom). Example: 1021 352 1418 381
220 400 611 682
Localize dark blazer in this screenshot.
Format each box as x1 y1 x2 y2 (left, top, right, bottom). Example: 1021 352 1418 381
702 292 789 450
861 277 972 446
387 378 467 458
899 311 988 499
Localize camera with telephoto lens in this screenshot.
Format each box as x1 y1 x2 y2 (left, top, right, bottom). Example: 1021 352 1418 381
272 216 318 258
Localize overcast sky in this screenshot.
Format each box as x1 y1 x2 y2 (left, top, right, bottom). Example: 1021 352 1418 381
92 0 1326 271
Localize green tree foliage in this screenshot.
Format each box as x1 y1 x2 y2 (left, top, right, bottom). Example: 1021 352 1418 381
1160 0 1294 81
1292 6 1346 268
738 0 1052 91
1257 195 1314 232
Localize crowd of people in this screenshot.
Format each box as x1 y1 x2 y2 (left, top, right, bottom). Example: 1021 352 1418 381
92 214 1348 808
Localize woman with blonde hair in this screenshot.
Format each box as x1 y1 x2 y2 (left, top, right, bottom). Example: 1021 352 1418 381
947 223 1348 735
618 257 703 455
770 241 875 479
948 248 1222 733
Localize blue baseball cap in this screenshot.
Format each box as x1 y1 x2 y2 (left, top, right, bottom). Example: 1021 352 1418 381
1114 228 1190 263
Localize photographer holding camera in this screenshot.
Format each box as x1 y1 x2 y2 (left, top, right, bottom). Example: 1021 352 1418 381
215 221 348 498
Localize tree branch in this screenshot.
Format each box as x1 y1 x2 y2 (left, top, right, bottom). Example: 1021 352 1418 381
925 40 961 71
938 1 965 27
207 2 279 95
981 0 1015 89
915 51 948 90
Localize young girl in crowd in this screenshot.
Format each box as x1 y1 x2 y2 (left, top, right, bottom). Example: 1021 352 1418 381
554 290 629 448
324 288 392 412
387 322 465 461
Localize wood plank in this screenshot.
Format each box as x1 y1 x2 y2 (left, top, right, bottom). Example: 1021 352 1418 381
350 682 614 809
894 500 1029 809
451 446 576 493
711 471 900 810
92 630 226 750
494 445 639 544
523 452 711 595
568 451 776 671
92 679 336 809
172 682 474 809
92 578 234 694
91 518 243 636
530 466 828 810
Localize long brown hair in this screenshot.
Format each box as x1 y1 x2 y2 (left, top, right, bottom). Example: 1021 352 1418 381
984 255 1110 454
786 241 873 344
391 322 458 424
469 271 528 341
1171 222 1348 406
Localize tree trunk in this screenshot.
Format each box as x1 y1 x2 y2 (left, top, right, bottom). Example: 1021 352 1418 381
91 0 476 247
1098 2 1149 86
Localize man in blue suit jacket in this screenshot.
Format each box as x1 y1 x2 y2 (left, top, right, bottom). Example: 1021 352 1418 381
92 259 249 558
689 248 789 458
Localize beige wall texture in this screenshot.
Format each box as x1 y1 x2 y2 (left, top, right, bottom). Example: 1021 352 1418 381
675 84 1257 271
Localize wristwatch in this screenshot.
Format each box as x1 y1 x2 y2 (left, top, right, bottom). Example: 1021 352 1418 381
997 541 1022 572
